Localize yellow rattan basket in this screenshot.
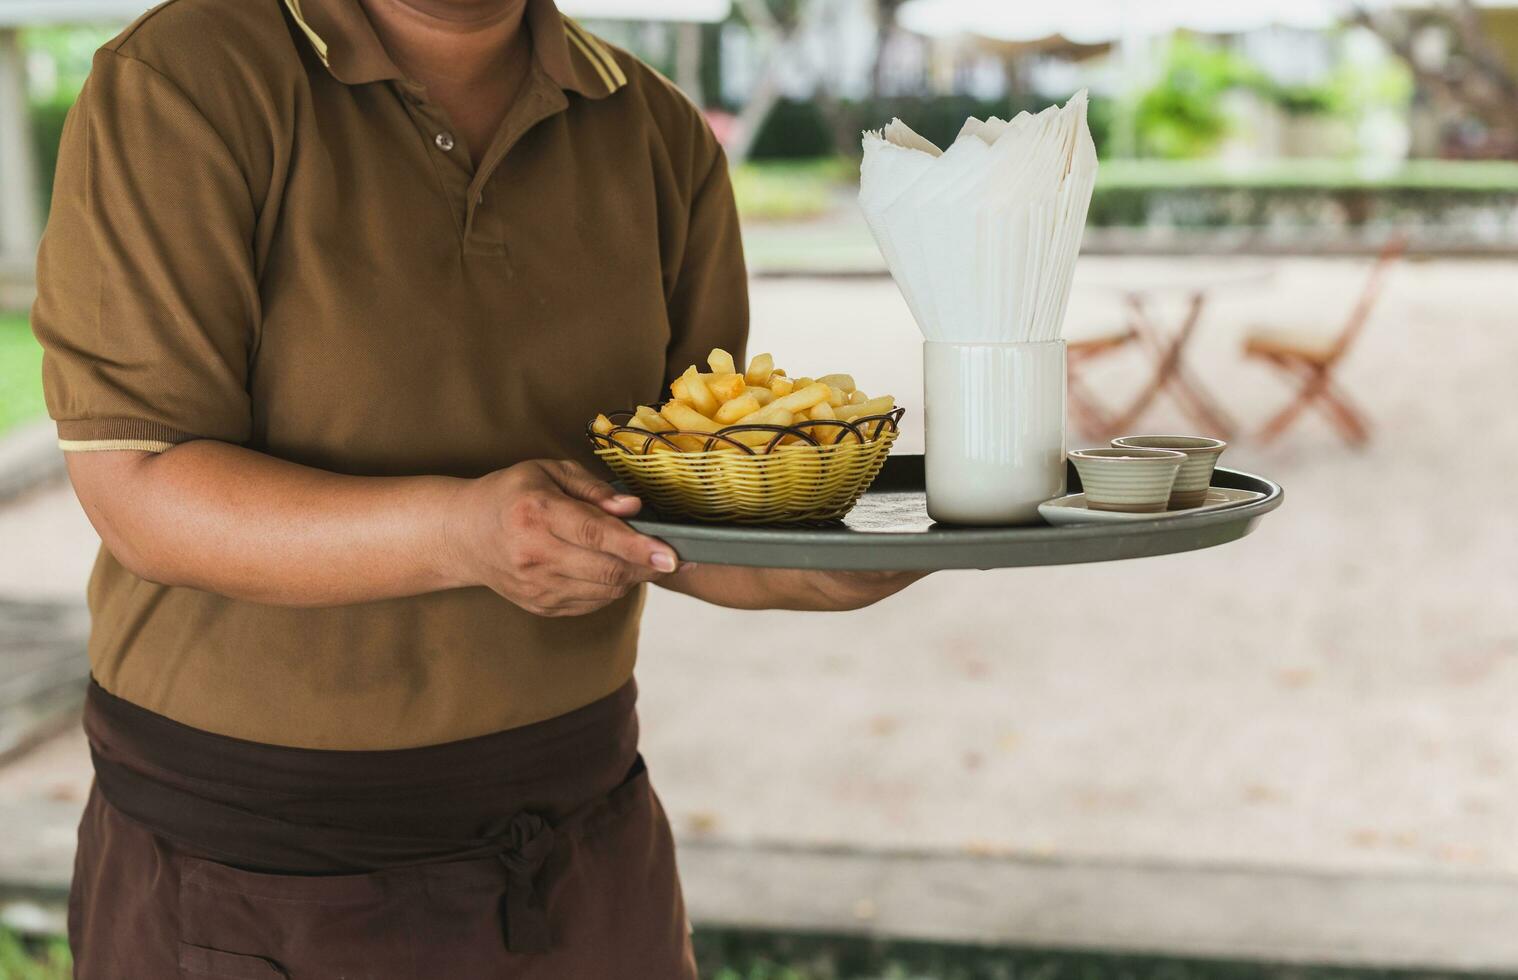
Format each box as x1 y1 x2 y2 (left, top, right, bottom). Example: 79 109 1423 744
588 408 905 524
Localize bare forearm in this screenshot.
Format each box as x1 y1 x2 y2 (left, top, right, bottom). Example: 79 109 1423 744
657 563 925 611
68 441 466 606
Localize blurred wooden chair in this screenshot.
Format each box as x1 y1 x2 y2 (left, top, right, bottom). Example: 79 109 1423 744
1066 325 1138 437
1244 234 1406 446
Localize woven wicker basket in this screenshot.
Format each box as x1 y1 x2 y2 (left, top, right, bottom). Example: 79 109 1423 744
589 408 905 524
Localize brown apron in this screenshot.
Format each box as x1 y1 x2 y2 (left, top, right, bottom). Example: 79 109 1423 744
69 679 695 979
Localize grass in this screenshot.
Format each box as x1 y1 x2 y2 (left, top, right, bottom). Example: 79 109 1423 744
0 924 1499 980
691 931 1495 980
732 158 856 222
0 312 45 438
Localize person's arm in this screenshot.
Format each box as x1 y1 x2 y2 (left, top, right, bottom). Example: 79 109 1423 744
657 564 924 612
65 443 676 614
33 51 673 617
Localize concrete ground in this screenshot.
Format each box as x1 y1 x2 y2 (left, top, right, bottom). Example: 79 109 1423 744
1 257 1515 965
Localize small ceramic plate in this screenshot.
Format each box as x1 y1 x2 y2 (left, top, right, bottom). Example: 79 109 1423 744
1038 487 1265 526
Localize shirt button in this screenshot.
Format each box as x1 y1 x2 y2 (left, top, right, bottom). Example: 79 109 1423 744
434 132 455 152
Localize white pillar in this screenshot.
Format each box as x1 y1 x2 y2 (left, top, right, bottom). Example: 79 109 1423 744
674 21 704 105
0 27 41 274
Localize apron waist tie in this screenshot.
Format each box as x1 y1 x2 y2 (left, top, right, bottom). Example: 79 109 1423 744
497 812 555 953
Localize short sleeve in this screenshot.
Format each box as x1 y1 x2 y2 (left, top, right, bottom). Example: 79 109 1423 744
32 48 258 453
661 133 749 384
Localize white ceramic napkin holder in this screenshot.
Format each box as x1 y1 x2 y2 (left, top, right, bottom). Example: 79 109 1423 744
923 341 1067 525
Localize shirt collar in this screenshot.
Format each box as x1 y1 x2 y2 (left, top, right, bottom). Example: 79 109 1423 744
282 0 627 99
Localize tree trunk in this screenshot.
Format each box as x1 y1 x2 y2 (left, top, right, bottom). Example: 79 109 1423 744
674 21 704 106
727 0 836 165
1353 2 1518 159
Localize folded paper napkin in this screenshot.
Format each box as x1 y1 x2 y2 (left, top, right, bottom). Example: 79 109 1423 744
859 91 1098 344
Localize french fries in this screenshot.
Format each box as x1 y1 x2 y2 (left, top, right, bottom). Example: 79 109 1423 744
732 402 796 427
674 366 719 416
838 395 896 421
714 393 761 425
708 373 746 402
708 348 736 375
744 353 773 386
805 402 848 444
631 405 673 431
768 382 831 416
594 350 897 455
660 399 718 433
594 413 654 452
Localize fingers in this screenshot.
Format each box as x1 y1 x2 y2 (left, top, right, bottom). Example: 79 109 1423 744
551 541 666 590
541 460 641 516
547 497 677 573
519 566 653 617
484 459 681 618
533 596 628 619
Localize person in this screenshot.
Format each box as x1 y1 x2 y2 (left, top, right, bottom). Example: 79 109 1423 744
31 0 922 975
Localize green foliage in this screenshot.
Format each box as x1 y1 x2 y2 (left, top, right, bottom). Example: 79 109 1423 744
22 26 118 218
1095 158 1518 191
0 928 72 980
1087 159 1518 227
749 99 838 160
751 94 1118 161
730 155 1518 229
731 157 852 221
0 313 46 437
1129 33 1416 157
1135 36 1264 159
20 26 115 97
1269 84 1336 117
28 98 72 218
1256 54 1412 120
733 0 806 30
1322 57 1414 118
708 963 812 980
1 923 1500 980
850 94 1116 157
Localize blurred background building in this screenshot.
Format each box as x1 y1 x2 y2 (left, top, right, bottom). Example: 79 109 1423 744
0 1 1515 977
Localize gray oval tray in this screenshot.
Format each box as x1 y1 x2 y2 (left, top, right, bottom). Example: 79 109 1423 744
627 455 1283 570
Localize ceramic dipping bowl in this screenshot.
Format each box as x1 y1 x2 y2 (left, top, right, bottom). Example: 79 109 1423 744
1111 435 1227 509
1068 448 1186 513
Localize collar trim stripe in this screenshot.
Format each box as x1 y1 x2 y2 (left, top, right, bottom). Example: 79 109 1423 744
564 28 615 92
281 0 331 65
564 19 627 90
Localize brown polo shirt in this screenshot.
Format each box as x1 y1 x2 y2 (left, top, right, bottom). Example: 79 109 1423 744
31 0 747 748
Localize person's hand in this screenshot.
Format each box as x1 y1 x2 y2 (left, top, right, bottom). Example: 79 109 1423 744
445 459 675 617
